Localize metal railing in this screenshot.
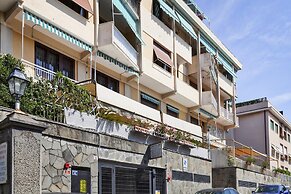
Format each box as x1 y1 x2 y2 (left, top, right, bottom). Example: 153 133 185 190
21 59 76 83
211 138 278 168
220 106 234 121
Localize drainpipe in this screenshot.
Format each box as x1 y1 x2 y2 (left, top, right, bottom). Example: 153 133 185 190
162 11 177 100
197 31 202 106
94 0 99 48
21 10 24 60
173 20 177 94
224 82 237 130
214 57 221 118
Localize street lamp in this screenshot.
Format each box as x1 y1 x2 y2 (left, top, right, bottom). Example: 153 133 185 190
7 67 29 111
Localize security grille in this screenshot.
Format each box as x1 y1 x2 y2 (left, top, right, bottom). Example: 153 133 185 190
99 164 165 194
101 167 113 194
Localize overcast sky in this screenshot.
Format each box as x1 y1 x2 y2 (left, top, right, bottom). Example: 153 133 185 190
195 0 291 122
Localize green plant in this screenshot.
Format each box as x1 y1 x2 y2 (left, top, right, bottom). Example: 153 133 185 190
261 160 269 169
227 155 235 167
245 156 256 165
0 54 24 108
273 168 291 176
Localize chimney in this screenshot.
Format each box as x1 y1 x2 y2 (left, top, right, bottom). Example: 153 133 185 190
279 111 284 115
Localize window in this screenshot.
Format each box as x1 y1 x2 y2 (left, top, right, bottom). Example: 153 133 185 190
190 116 199 125
271 147 275 158
141 92 160 110
288 134 290 143
92 70 119 93
284 146 288 155
152 0 173 29
275 124 279 134
270 120 274 131
153 42 172 73
35 43 75 79
59 0 90 18
284 131 287 141
166 104 179 118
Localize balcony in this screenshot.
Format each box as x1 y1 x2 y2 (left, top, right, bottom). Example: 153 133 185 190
0 0 17 12
201 91 218 116
21 59 76 82
218 72 233 96
141 8 173 52
96 84 161 123
169 78 199 107
216 106 238 126
176 35 192 64
13 0 94 50
98 21 139 74
81 82 202 138
163 113 202 138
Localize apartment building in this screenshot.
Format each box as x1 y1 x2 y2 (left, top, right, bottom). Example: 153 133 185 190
234 98 291 170
0 0 242 146
0 0 243 193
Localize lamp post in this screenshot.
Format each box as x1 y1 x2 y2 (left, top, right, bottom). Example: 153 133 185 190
7 67 29 111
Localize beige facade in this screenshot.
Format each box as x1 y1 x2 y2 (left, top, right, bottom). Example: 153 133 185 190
234 98 291 170
0 0 242 146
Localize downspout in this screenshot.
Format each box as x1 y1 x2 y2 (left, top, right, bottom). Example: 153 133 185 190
224 82 237 130
197 31 202 106
94 0 99 48
162 11 177 100
173 19 177 94
21 10 24 60
215 53 220 118
93 0 99 97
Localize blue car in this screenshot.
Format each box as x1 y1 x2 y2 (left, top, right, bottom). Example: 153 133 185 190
252 185 289 194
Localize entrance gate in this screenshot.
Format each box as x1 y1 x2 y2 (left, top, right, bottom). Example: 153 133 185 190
99 164 165 194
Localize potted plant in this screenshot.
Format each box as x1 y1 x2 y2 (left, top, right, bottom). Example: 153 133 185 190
245 156 256 166
227 155 235 167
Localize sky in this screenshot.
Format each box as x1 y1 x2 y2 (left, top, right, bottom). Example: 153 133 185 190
195 0 291 122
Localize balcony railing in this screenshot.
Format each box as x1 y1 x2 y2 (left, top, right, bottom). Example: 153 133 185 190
201 91 218 115
98 22 138 70
21 59 76 82
220 107 233 121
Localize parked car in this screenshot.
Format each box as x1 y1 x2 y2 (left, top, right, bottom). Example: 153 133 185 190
252 184 289 194
195 188 239 194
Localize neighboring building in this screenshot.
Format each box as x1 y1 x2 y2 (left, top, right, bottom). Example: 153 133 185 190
0 0 243 193
234 97 291 170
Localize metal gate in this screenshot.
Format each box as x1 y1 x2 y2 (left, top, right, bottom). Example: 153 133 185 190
99 164 165 194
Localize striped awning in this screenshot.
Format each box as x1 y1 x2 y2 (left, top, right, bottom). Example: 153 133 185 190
157 0 179 21
153 45 173 67
157 0 197 40
141 93 160 105
97 51 139 75
200 34 216 56
217 53 237 78
167 105 179 114
24 10 92 51
175 11 197 40
72 0 93 13
113 0 143 43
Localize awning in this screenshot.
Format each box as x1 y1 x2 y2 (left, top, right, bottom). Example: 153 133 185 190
153 45 173 67
97 51 139 75
141 93 160 105
217 53 237 78
200 34 216 55
157 0 197 40
167 105 179 114
113 0 143 43
72 0 93 13
175 11 197 40
157 0 178 21
24 10 92 51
